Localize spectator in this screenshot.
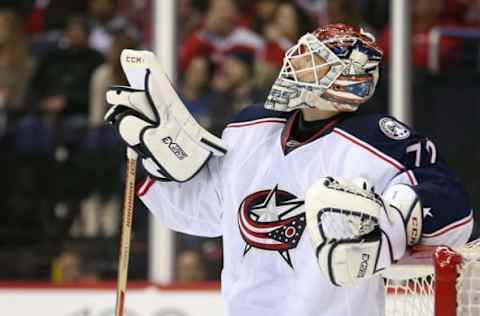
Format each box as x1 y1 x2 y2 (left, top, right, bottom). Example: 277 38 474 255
257 2 314 91
263 1 315 67
326 0 366 29
23 1 47 36
51 251 82 283
179 0 264 72
239 0 278 33
117 0 154 48
461 0 480 25
200 239 223 279
177 0 209 42
42 1 87 32
29 15 104 123
176 250 207 282
27 1 87 58
378 0 461 70
179 56 216 128
362 0 389 33
175 235 222 281
296 0 329 26
87 0 138 55
89 32 137 127
76 32 137 240
0 8 35 116
51 250 100 283
443 0 475 25
210 47 260 135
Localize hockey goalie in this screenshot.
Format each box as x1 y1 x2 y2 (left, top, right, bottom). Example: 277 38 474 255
105 24 473 316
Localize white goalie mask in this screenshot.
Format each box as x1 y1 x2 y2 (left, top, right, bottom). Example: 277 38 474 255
265 24 383 112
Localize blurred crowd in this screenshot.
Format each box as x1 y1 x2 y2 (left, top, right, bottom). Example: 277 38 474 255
1 0 479 283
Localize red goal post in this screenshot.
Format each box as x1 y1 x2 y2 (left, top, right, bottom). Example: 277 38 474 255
383 240 480 316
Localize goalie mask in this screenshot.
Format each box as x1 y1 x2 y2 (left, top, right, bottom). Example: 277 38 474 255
265 23 383 113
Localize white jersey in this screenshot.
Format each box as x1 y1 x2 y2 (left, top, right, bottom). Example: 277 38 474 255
137 106 473 316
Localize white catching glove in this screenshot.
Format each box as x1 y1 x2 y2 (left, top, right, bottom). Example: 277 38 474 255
105 50 227 182
305 177 423 287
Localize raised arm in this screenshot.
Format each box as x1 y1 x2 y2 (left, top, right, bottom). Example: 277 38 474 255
105 50 228 236
137 156 224 237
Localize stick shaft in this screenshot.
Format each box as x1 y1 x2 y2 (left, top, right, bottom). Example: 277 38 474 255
115 157 137 316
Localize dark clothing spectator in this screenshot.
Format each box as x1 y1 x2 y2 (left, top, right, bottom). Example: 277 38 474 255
88 15 137 55
29 16 104 119
179 56 216 129
31 45 103 117
87 0 139 55
208 47 266 135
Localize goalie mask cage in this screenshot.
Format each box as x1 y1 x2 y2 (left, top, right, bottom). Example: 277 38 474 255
384 240 480 316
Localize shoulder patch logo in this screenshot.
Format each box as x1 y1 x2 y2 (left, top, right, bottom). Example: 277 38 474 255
379 117 410 140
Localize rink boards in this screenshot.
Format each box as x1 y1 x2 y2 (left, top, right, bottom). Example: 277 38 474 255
0 282 434 316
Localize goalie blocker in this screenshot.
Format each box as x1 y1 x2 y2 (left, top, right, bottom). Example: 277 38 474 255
305 177 423 287
105 50 227 182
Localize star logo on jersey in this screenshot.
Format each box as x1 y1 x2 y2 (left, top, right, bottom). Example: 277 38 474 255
238 185 305 268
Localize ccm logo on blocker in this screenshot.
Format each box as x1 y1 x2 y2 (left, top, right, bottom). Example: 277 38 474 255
125 56 144 64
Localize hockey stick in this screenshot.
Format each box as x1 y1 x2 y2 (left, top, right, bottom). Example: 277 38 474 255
114 148 137 316
114 50 145 315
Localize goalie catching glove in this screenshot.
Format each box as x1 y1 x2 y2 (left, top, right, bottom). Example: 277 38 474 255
305 177 422 287
104 70 227 182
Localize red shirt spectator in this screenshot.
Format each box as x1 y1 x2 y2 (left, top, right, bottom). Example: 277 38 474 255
179 0 264 72
262 2 315 67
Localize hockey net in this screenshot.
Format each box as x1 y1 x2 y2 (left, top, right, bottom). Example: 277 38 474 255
383 240 480 316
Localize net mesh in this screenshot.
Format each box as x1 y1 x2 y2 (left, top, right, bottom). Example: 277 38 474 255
456 240 480 316
384 264 434 316
383 240 480 316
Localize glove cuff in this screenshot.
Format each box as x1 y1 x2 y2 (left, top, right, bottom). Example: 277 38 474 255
383 184 423 246
377 184 423 271
376 204 406 270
